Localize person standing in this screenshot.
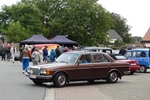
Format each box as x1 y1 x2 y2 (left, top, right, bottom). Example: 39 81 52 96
19 45 24 55
49 49 56 62
20 44 31 73
31 44 36 54
10 44 16 63
119 47 127 55
6 47 11 61
43 46 48 62
1 45 7 61
55 46 61 58
38 47 43 64
31 47 41 65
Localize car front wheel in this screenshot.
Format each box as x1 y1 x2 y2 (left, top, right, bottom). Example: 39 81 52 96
53 73 67 87
107 71 118 83
140 66 147 73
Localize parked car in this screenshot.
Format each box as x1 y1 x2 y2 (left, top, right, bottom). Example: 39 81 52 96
112 50 120 54
124 48 150 73
81 47 113 54
27 51 129 87
109 54 140 75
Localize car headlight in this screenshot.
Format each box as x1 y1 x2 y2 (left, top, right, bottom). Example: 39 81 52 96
40 69 51 75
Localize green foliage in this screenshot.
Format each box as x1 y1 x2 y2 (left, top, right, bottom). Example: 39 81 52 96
1 20 29 43
110 13 133 44
0 0 116 46
114 39 125 48
34 0 114 46
0 3 45 42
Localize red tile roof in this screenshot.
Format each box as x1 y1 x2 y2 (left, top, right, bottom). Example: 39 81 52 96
142 27 150 41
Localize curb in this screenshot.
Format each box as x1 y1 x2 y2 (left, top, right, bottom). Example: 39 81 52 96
44 88 54 100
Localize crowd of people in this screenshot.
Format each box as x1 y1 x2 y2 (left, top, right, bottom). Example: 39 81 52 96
18 44 79 74
1 43 17 63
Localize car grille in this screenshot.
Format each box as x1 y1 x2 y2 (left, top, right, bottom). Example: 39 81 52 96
31 68 40 75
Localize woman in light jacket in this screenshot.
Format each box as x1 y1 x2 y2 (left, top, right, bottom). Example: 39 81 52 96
32 47 41 65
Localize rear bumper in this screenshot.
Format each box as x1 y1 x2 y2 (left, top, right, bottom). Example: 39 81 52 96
129 65 140 71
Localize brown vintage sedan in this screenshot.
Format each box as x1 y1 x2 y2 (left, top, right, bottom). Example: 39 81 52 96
27 51 129 87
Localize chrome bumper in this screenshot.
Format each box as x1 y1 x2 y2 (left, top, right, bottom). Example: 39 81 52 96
29 74 53 80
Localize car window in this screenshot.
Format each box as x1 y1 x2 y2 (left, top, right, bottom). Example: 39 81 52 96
79 54 91 63
56 53 79 64
125 52 132 58
93 54 110 63
141 51 146 57
133 52 137 57
136 52 141 57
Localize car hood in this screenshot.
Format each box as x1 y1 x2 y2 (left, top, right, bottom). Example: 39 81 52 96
29 62 70 69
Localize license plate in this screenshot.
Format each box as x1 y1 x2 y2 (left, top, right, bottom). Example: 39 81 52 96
30 75 36 79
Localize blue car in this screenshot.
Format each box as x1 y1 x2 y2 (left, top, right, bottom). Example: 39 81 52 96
124 48 150 73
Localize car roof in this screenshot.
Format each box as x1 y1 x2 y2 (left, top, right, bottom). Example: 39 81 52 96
82 47 112 50
127 48 149 52
65 50 109 55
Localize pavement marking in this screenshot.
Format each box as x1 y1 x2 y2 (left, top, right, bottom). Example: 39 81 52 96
44 88 54 100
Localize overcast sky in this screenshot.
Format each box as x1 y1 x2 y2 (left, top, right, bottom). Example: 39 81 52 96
98 0 150 37
0 0 149 37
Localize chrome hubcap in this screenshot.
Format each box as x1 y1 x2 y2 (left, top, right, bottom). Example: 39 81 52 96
58 75 66 85
110 72 117 82
140 66 144 72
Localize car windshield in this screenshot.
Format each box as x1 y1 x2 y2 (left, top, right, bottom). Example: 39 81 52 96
55 53 79 64
115 55 127 60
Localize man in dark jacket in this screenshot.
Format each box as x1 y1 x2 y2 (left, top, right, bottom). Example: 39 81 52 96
1 46 7 61
43 46 48 62
119 47 126 55
55 46 61 58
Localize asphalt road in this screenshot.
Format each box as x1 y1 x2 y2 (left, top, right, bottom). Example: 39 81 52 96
1 60 150 100
0 60 45 100
93 71 150 100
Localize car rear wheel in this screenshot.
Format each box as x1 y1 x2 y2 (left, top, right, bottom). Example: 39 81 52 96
107 71 118 83
140 66 147 73
53 73 67 87
33 80 43 85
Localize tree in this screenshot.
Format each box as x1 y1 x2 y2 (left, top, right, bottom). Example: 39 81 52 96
0 3 45 42
2 20 29 43
30 0 114 46
110 13 133 44
0 0 115 46
114 39 125 48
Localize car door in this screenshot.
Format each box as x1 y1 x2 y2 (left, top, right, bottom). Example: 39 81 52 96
75 54 95 79
92 53 111 77
137 51 149 67
130 51 140 61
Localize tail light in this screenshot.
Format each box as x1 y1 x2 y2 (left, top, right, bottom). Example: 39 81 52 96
130 63 137 66
130 61 139 66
